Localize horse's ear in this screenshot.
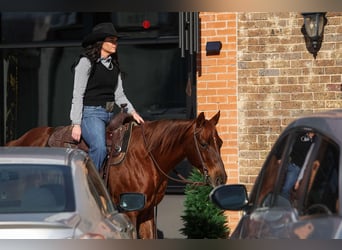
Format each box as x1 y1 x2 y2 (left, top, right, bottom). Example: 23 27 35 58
196 112 206 128
210 110 220 125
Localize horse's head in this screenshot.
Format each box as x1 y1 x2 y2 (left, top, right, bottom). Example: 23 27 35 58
186 111 227 187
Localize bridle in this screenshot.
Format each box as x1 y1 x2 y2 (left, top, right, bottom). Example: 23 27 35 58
193 125 210 183
140 123 209 186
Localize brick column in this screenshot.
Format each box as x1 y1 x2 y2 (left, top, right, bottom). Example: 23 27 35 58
197 12 240 232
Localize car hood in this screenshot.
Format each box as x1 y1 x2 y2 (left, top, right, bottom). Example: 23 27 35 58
0 212 79 239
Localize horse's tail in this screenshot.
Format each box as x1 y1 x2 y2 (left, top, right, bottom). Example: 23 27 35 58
5 126 55 147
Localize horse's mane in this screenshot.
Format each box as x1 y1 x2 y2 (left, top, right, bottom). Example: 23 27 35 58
142 119 195 155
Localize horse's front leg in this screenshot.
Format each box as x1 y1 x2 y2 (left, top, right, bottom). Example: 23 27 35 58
123 212 140 239
137 208 157 239
138 219 155 239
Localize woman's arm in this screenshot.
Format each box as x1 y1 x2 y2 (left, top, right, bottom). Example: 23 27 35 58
70 57 91 141
70 57 90 125
114 74 144 123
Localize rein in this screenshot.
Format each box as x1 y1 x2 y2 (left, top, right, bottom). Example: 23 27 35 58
140 123 208 186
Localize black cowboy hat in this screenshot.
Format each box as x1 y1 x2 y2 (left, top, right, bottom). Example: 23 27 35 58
82 22 120 47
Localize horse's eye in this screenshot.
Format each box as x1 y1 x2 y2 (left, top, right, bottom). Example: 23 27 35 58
200 140 208 148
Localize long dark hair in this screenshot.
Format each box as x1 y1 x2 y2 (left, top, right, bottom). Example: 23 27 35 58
71 41 124 78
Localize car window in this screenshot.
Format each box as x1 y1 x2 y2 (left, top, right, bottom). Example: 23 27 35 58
84 159 116 216
249 133 291 207
250 128 340 217
294 137 339 216
0 164 75 213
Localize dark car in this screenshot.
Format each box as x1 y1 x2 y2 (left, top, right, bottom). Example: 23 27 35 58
210 109 342 239
0 147 145 239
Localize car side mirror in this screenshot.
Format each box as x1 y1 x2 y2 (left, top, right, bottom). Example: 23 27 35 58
119 193 145 212
209 184 249 211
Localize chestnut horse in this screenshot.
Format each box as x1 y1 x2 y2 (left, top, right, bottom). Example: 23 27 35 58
6 111 227 239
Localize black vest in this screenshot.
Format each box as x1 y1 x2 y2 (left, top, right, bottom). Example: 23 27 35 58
83 61 119 106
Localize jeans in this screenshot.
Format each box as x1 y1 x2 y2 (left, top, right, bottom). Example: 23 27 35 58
281 162 300 199
81 106 113 171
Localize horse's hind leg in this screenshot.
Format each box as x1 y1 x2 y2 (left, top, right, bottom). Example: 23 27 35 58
5 126 55 146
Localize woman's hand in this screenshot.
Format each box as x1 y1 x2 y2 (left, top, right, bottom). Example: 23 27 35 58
132 111 145 124
72 124 82 142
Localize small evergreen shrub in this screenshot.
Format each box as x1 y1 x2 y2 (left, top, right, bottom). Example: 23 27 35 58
180 169 230 239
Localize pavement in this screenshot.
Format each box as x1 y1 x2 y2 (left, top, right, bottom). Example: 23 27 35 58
156 194 186 239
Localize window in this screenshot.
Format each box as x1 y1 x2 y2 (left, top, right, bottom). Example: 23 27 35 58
249 133 290 207
250 128 340 216
0 164 75 213
296 137 339 215
1 12 189 143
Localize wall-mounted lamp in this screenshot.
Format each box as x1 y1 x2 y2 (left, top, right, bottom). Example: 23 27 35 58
301 12 327 59
206 41 222 55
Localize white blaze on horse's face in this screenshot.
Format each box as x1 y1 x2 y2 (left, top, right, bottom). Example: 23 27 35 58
191 111 227 187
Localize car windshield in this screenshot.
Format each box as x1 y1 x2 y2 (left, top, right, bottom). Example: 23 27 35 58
0 164 75 213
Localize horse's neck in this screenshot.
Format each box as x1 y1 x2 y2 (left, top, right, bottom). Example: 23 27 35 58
144 120 192 171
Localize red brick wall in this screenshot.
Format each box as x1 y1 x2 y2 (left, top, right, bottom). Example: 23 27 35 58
237 12 342 190
198 11 342 234
197 12 240 230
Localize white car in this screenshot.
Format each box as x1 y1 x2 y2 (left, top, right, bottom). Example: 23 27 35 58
0 147 145 239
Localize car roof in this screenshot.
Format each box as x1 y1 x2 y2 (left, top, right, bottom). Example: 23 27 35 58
0 147 87 166
283 109 342 144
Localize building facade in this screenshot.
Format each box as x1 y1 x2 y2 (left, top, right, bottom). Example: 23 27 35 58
198 12 342 231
